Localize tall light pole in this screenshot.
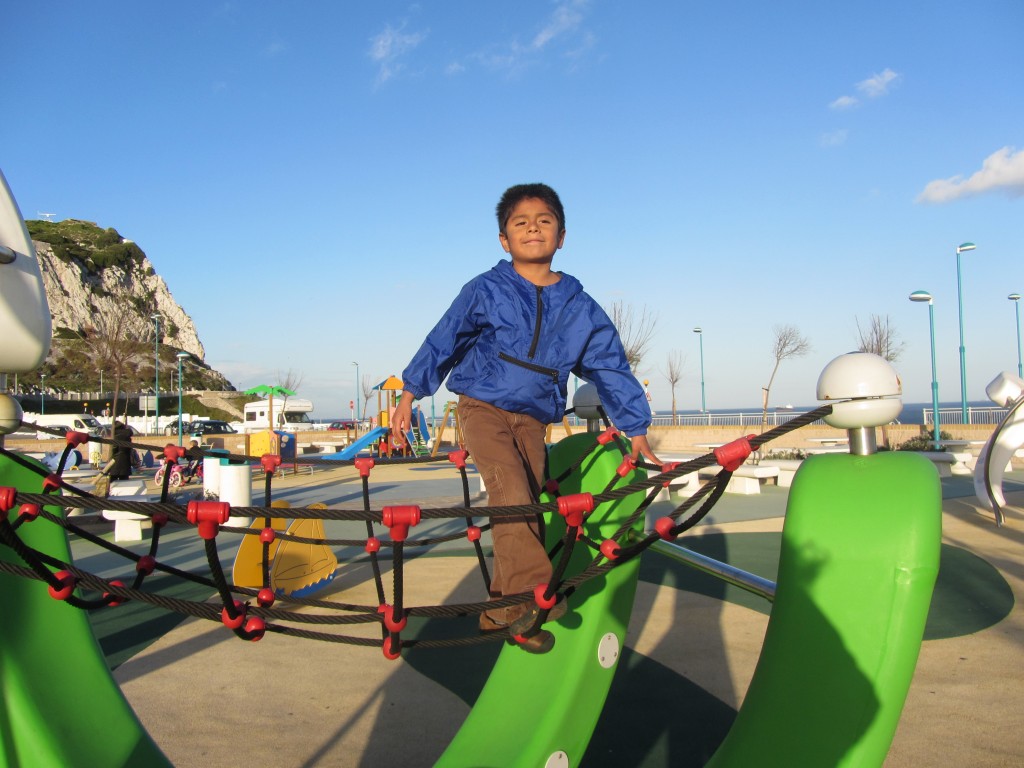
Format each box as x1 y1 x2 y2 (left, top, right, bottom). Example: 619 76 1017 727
693 327 706 415
352 361 360 425
1009 293 1023 379
40 373 46 415
151 313 161 434
176 352 189 446
910 290 941 450
955 242 976 423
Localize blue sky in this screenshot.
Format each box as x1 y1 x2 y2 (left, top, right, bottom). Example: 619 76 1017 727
5 1 1023 418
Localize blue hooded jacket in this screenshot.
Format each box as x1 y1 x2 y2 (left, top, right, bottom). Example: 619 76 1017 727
401 260 651 435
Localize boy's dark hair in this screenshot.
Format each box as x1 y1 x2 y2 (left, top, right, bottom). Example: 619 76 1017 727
496 183 565 234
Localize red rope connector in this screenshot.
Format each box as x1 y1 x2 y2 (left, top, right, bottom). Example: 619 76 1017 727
713 435 756 472
48 570 77 601
260 527 276 544
354 457 375 478
187 500 231 540
261 453 282 474
43 475 61 492
382 506 420 542
382 636 401 660
378 604 407 632
596 426 620 445
244 616 266 641
466 525 481 542
257 588 276 607
557 493 595 528
136 555 156 575
661 462 680 487
365 537 381 553
544 478 559 494
65 430 89 448
616 456 637 478
18 503 40 522
0 487 15 513
163 445 185 462
151 512 168 529
533 584 558 610
447 449 468 469
655 517 678 542
599 539 621 561
221 599 246 630
104 579 126 607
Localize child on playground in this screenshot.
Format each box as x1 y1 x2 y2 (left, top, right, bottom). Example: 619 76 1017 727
390 183 659 653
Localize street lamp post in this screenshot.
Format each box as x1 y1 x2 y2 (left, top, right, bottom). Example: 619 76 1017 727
176 352 189 446
352 362 360 426
693 327 706 416
1009 293 1023 379
151 314 161 434
910 290 941 450
40 373 46 415
954 242 976 424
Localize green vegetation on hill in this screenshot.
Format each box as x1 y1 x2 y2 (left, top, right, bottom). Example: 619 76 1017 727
27 219 147 272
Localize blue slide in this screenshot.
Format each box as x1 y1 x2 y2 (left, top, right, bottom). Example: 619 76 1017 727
322 426 389 460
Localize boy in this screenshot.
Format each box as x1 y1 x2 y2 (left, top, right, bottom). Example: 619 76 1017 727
391 183 659 653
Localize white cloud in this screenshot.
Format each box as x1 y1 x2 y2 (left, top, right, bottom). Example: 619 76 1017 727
829 95 858 110
917 146 1024 203
368 23 427 84
532 0 587 50
820 129 848 147
856 67 900 98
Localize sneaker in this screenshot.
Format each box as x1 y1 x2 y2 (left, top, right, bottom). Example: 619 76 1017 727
508 594 567 637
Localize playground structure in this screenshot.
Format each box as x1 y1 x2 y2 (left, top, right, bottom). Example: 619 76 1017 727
0 166 1018 765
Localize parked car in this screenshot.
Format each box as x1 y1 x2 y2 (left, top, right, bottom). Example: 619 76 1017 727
328 420 358 431
164 419 236 437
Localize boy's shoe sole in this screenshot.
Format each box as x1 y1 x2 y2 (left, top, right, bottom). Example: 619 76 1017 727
515 629 555 654
508 594 567 637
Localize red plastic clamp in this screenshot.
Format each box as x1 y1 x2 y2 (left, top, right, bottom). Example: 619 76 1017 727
48 570 77 601
151 512 169 529
261 454 282 474
257 588 275 607
244 616 266 642
660 462 680 487
65 431 90 448
382 506 420 542
43 475 62 492
378 604 407 633
382 636 401 660
556 493 594 528
136 555 156 575
104 579 126 607
654 517 678 542
354 457 375 477
0 487 15 513
713 435 755 472
448 449 468 469
365 536 381 553
221 599 246 630
163 445 185 462
616 456 637 478
18 503 40 522
544 478 559 494
187 500 231 540
534 584 558 610
466 525 481 542
600 539 621 561
597 426 620 445
260 527 276 544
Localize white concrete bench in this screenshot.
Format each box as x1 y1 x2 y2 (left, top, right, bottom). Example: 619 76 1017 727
101 480 162 542
697 464 780 494
758 459 803 488
921 451 974 477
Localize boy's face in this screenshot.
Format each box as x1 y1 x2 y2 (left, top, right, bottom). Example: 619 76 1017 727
498 197 565 267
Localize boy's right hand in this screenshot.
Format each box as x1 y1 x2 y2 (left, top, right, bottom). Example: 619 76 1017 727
390 391 416 447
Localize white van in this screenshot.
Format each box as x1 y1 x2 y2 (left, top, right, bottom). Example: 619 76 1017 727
25 412 104 439
242 398 315 433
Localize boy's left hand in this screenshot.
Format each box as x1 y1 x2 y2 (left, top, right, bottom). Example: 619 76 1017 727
630 434 661 468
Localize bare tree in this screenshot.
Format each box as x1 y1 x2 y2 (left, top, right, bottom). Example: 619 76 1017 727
761 324 811 430
81 293 148 423
607 301 658 373
662 350 685 425
361 374 376 424
855 314 904 362
276 368 305 417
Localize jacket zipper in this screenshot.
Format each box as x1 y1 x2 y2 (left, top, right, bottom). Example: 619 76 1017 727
528 285 543 359
499 352 560 383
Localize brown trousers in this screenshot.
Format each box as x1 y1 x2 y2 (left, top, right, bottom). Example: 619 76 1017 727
458 395 552 596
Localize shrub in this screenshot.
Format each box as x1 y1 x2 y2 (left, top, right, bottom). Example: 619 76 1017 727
897 430 953 452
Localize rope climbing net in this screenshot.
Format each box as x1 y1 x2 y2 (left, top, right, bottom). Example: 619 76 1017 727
0 405 831 659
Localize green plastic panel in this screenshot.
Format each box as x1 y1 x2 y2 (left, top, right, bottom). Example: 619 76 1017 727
0 452 171 767
437 433 648 768
707 451 941 768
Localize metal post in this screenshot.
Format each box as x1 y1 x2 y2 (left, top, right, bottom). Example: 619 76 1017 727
1010 293 1022 379
352 361 360 425
910 291 941 450
152 314 161 434
693 327 706 418
955 242 976 424
176 352 188 446
40 373 46 414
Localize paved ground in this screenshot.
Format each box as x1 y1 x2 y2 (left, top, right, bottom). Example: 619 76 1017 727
62 458 1024 767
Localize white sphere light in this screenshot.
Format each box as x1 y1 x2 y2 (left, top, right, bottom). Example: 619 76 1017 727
0 393 25 435
572 383 603 421
816 352 903 429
